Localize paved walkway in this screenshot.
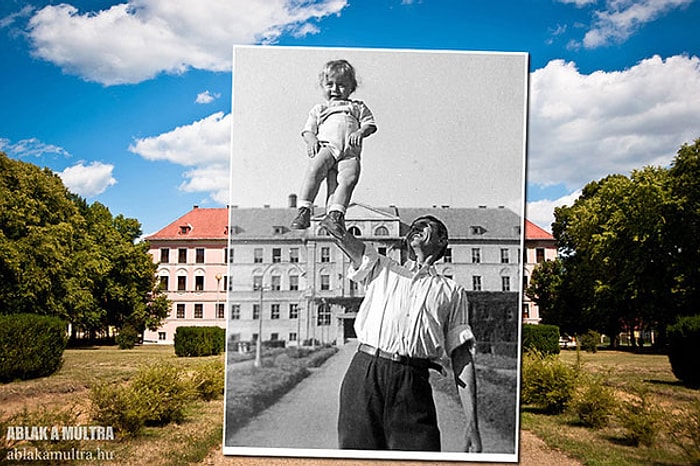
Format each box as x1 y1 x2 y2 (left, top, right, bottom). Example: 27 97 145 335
225 341 512 454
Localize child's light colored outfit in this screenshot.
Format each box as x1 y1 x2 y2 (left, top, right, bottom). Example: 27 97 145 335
302 99 376 161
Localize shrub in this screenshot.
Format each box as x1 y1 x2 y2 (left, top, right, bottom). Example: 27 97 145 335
668 400 700 465
571 374 617 429
0 314 67 382
191 360 225 401
578 329 601 353
521 349 577 413
90 383 146 437
617 385 663 447
131 362 194 425
174 326 225 357
667 314 700 386
116 324 140 349
522 324 560 355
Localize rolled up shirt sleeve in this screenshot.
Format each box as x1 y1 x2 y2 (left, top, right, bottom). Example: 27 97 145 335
445 288 476 356
347 246 379 284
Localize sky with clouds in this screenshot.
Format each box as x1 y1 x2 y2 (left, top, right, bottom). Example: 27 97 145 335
1 0 698 234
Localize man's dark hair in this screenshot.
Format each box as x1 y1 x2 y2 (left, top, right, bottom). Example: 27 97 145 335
405 215 450 261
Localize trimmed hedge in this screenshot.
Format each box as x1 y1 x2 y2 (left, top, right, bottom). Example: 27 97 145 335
0 314 67 382
667 314 700 387
174 326 225 357
522 323 560 355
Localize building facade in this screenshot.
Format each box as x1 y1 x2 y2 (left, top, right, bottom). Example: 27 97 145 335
144 201 554 345
521 220 558 325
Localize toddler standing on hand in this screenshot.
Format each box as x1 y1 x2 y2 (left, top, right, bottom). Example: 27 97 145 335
291 59 377 232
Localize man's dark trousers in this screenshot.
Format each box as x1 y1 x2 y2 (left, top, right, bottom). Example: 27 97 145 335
338 350 441 451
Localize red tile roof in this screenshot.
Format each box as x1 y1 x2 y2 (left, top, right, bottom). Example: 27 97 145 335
146 207 228 240
525 219 554 240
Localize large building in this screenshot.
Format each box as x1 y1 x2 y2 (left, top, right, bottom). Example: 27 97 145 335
522 220 557 325
143 200 556 345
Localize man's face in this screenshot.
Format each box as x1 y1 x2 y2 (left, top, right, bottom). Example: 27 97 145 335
407 218 446 258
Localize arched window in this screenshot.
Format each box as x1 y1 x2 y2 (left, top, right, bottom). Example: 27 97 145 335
348 226 361 237
374 226 389 236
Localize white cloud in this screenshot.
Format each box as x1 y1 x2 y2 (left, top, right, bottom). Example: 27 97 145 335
526 191 582 232
555 0 597 7
129 111 231 202
58 161 117 197
195 90 220 104
26 0 348 85
529 54 700 191
582 0 692 48
0 137 70 159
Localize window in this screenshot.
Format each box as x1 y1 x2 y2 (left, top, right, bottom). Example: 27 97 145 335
158 332 166 341
160 248 170 263
270 333 279 341
271 304 280 320
194 304 203 318
348 226 361 236
254 248 263 263
253 304 260 320
471 248 481 264
470 225 486 235
350 281 358 293
195 276 204 292
502 276 511 292
177 276 186 291
317 304 331 326
472 276 482 291
320 274 330 291
522 303 530 319
289 303 299 319
320 247 330 263
231 304 240 320
225 248 233 263
289 248 299 263
225 276 232 291
523 274 529 290
176 304 185 319
271 275 281 291
289 332 297 342
253 275 262 291
178 248 187 263
375 226 389 236
536 248 545 263
501 248 510 264
443 248 452 263
159 276 169 291
217 303 225 319
272 248 281 263
289 275 299 291
196 248 205 264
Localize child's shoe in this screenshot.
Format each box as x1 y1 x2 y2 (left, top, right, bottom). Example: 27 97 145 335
320 210 346 238
290 206 311 229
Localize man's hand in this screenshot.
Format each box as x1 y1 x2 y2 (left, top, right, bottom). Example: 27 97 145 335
306 139 320 158
465 428 483 453
348 130 364 147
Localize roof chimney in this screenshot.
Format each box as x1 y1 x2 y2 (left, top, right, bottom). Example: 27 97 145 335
289 193 297 208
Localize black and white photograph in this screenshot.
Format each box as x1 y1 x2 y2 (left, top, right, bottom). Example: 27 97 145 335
223 45 528 463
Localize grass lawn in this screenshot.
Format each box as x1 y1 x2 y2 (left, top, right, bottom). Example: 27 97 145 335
521 348 700 466
1 344 335 465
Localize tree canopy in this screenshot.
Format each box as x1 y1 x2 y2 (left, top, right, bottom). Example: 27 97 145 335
527 139 700 345
0 153 169 338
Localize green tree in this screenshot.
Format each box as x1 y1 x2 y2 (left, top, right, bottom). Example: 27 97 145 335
0 153 169 338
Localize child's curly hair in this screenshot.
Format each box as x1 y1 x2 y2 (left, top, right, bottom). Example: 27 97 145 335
319 59 358 94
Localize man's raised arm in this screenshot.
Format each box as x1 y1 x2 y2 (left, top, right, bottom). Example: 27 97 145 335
321 221 365 268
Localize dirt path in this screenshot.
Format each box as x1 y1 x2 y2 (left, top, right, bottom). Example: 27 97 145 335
203 430 583 465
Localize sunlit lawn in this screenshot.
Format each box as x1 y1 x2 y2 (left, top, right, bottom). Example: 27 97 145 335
521 348 700 466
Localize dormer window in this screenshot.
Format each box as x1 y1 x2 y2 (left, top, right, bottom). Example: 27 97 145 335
179 224 192 235
470 226 486 235
273 226 288 235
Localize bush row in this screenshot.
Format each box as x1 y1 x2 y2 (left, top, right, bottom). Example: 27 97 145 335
0 314 67 382
522 324 560 355
174 326 225 357
90 359 224 437
521 348 700 461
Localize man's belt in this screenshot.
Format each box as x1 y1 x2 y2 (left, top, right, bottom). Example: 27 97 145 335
357 343 443 373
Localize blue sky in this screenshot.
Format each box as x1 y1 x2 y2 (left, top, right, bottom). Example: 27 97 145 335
1 0 699 234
